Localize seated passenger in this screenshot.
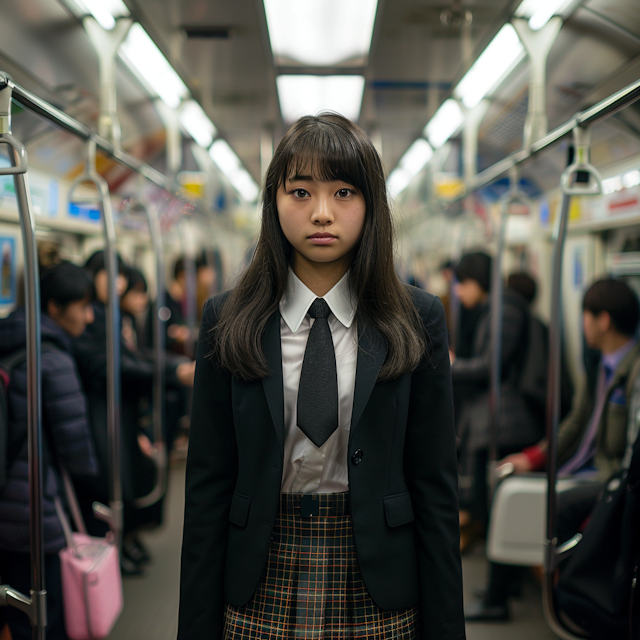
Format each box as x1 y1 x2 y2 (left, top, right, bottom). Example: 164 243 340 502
467 278 640 621
450 252 544 547
0 261 99 640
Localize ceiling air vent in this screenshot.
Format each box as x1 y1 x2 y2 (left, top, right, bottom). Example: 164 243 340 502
183 26 232 39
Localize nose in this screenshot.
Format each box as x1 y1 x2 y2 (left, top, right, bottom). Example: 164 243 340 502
86 306 95 325
310 193 334 225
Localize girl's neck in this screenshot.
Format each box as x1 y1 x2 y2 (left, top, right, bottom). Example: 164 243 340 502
291 253 350 297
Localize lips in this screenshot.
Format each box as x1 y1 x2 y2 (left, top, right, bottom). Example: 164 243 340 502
308 232 337 245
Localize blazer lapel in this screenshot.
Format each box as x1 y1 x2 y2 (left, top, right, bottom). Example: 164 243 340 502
261 309 285 448
351 318 387 434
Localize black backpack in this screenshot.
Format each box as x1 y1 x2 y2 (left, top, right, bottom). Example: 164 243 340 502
555 424 640 639
0 341 60 490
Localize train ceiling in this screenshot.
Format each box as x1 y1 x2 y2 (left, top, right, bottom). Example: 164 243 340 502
0 0 639 198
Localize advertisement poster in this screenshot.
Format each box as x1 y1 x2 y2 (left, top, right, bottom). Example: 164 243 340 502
0 237 16 305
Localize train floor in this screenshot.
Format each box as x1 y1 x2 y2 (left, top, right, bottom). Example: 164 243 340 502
110 461 557 640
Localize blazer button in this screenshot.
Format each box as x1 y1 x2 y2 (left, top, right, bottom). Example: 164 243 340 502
351 449 363 465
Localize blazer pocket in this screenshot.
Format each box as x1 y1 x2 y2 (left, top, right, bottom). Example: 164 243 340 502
229 492 251 527
383 492 415 527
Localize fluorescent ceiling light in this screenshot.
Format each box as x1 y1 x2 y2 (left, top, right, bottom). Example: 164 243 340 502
180 101 217 149
387 138 433 198
400 138 433 176
424 99 464 149
454 24 525 109
387 168 413 199
73 0 129 30
209 139 259 203
515 0 571 30
229 168 260 203
277 75 365 123
119 23 189 109
264 0 378 66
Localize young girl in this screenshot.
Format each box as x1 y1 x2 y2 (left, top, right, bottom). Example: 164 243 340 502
0 260 99 640
178 113 465 640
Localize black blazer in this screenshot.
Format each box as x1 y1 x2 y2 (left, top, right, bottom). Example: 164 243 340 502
178 286 466 640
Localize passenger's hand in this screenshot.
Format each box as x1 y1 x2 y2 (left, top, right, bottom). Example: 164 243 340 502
138 433 154 458
449 349 456 364
177 361 196 387
168 324 190 343
499 452 533 474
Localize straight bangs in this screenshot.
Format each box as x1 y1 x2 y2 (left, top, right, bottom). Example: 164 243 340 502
270 115 373 203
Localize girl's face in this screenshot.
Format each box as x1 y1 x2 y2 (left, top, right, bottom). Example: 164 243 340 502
276 175 366 274
121 286 149 316
94 269 128 304
48 297 95 337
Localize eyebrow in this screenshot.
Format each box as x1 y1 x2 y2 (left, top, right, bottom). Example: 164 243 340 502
288 174 313 182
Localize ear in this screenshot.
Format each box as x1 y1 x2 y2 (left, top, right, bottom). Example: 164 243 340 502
598 311 612 333
47 299 61 319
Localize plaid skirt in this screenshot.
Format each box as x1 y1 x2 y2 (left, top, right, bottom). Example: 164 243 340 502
223 492 420 639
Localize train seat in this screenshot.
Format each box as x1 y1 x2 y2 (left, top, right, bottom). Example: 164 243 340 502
487 474 578 566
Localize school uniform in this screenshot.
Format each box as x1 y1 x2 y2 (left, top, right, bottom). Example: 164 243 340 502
178 271 466 640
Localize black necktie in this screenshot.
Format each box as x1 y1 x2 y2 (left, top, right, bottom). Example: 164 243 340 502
297 298 339 448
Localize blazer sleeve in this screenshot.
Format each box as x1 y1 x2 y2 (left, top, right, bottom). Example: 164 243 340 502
405 295 466 640
177 296 238 640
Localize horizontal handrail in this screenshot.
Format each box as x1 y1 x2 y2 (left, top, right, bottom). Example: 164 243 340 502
448 76 640 201
0 72 175 193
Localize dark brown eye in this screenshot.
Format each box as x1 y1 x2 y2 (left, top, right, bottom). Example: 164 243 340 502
337 188 351 198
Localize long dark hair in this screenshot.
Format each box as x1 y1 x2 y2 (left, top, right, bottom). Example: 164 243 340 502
214 112 427 381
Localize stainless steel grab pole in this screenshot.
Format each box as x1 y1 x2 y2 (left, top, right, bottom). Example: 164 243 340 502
68 141 123 547
542 125 602 640
180 219 198 361
0 74 47 640
134 201 167 508
488 169 531 480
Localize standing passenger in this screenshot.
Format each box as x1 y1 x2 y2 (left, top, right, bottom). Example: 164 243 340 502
451 253 544 548
178 113 466 640
0 261 99 640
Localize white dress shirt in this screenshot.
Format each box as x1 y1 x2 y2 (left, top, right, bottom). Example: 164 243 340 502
279 269 358 493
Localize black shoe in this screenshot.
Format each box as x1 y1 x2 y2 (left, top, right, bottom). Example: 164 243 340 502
120 554 145 577
464 599 510 622
123 538 151 565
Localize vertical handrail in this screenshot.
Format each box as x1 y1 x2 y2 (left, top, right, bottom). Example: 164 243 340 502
68 141 123 547
134 201 167 508
542 125 602 640
179 219 197 360
488 169 531 480
0 74 47 639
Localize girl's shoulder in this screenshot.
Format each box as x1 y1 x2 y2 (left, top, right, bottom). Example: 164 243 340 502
403 284 441 323
202 289 234 326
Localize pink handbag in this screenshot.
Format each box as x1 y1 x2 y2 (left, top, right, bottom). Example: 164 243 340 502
55 470 123 640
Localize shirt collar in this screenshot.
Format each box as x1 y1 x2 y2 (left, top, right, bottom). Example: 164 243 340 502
279 269 356 333
602 338 636 377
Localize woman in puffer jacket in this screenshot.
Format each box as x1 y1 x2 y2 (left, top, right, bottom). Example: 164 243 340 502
0 261 99 640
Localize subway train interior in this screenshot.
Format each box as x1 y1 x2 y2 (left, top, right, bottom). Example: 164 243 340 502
0 0 639 638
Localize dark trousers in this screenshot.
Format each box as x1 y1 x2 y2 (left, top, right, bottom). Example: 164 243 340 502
0 550 68 640
484 480 605 606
